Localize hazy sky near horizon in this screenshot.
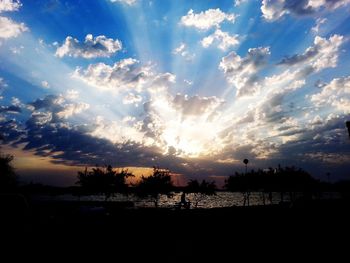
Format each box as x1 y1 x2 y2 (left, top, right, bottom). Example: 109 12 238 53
1 0 350 185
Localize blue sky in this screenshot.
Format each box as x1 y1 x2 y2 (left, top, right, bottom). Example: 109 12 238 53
1 0 350 186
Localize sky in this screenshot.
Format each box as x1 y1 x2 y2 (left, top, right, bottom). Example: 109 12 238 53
0 0 350 186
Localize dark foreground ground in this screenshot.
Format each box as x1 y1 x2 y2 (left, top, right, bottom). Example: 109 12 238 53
1 195 350 261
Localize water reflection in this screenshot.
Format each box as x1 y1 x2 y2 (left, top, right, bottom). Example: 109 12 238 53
32 192 341 209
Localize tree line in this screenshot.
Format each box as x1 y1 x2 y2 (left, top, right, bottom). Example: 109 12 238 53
1 153 350 208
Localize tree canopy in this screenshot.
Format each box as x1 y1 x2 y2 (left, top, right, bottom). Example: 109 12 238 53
225 165 318 193
76 165 133 199
0 154 18 193
136 167 174 207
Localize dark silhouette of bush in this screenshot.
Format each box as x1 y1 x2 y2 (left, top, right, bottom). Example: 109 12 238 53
335 180 350 199
76 165 133 200
136 167 174 207
225 165 318 205
0 153 18 193
185 179 216 208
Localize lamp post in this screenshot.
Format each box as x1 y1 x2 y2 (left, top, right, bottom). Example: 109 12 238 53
243 159 249 206
243 159 249 174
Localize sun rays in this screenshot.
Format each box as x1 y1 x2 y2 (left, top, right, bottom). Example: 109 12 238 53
1 0 350 184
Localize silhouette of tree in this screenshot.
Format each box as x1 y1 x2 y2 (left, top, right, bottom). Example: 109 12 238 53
225 171 253 206
225 165 318 206
136 167 174 207
0 153 18 193
1 133 18 192
335 180 350 199
346 121 350 138
273 165 316 203
185 179 216 208
76 165 133 200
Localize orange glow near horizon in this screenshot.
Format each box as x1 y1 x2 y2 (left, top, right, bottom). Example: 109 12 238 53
2 145 186 186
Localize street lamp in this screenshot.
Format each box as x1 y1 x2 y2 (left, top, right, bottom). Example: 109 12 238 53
243 159 249 174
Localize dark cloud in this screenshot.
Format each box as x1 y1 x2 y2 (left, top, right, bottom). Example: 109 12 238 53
272 114 350 177
20 118 162 167
28 94 89 122
262 0 350 21
0 105 22 114
30 95 60 110
278 46 319 66
0 119 26 143
283 0 314 15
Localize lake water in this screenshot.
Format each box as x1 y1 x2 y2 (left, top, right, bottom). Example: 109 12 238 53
34 191 340 208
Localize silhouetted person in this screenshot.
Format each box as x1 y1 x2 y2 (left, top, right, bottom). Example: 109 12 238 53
268 192 273 204
181 191 186 204
346 121 350 138
180 192 190 209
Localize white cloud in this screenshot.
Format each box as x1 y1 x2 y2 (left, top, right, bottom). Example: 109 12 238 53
30 111 52 125
10 45 24 54
0 16 27 39
123 93 142 105
309 115 323 126
172 94 223 117
89 116 145 145
0 0 21 13
56 34 122 58
184 79 193 86
261 0 288 21
180 9 236 30
147 72 176 93
219 47 270 97
311 76 350 113
261 0 350 21
0 0 27 40
141 92 226 156
173 43 186 54
311 18 327 33
278 34 344 73
308 0 350 10
173 43 195 61
41 80 50 89
74 58 176 94
110 0 137 5
56 102 90 119
11 96 21 106
0 77 8 87
73 58 152 92
65 89 79 100
229 34 345 142
28 94 90 121
234 0 247 6
201 29 239 50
